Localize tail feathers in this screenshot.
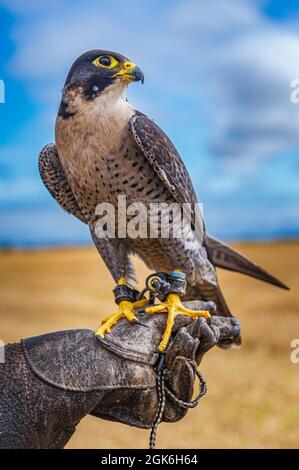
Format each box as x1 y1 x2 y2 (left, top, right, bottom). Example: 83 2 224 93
206 235 289 290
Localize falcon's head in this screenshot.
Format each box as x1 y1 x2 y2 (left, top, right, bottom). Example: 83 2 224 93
59 50 144 118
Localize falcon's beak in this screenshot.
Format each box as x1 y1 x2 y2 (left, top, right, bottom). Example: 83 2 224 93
113 61 144 84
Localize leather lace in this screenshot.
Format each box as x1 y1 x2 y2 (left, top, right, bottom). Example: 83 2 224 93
149 360 207 449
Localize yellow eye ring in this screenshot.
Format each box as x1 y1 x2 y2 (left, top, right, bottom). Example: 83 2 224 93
93 55 119 69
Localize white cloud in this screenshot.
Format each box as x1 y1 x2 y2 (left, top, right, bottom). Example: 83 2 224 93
0 0 60 14
169 0 299 161
3 0 299 165
170 0 260 34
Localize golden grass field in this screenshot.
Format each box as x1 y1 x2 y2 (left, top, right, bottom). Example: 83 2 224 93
0 241 298 448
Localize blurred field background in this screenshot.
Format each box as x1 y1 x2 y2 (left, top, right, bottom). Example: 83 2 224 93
1 241 298 448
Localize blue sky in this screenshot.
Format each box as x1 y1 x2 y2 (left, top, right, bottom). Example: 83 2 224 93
0 0 299 247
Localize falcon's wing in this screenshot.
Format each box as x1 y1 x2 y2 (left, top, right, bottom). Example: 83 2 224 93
130 114 198 207
130 114 204 241
38 143 87 224
130 114 288 295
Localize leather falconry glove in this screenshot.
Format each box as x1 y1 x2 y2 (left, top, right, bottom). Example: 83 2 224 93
0 301 240 449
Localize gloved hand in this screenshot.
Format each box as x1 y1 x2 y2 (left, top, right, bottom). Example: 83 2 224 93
157 313 240 426
0 301 240 449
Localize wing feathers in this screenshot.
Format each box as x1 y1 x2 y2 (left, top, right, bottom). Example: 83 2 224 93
206 235 289 290
39 143 87 224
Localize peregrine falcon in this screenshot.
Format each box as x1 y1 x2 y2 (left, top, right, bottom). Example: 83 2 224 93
39 50 288 351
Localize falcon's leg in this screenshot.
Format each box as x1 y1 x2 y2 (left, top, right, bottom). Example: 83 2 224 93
95 277 148 338
145 271 211 352
90 226 148 338
146 293 210 351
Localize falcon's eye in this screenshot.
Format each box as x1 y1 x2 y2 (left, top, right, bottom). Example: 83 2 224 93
99 56 111 66
93 55 119 69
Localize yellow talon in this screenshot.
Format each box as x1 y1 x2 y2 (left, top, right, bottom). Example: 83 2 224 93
132 298 149 309
97 277 133 336
95 273 149 338
145 293 210 352
95 273 210 352
95 300 137 338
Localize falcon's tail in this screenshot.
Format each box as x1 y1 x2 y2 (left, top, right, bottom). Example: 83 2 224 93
206 235 289 290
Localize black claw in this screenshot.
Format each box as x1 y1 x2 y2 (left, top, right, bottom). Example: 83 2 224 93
137 308 146 314
95 335 106 345
131 318 148 328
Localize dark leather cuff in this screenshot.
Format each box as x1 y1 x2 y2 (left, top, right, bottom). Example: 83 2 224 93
113 284 139 303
